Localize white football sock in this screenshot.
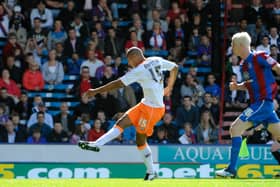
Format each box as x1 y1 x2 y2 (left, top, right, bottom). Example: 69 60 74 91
138 144 154 174
89 126 122 147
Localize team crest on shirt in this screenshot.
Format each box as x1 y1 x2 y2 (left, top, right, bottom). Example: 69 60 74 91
138 118 147 130
243 71 250 81
244 107 253 117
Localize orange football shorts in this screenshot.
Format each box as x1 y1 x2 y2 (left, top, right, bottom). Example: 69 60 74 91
126 102 165 136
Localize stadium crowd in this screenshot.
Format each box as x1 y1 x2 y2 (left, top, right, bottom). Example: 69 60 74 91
0 0 278 145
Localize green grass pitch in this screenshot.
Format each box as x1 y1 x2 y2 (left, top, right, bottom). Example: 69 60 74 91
0 179 279 187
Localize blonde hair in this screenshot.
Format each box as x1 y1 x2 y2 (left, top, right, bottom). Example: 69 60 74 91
232 32 251 48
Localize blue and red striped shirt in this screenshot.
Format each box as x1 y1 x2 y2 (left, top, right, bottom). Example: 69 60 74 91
241 51 278 103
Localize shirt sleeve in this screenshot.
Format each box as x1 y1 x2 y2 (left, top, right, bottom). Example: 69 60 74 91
257 53 277 67
160 58 177 71
120 66 142 86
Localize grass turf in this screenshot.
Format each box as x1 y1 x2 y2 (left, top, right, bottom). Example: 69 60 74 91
0 179 279 187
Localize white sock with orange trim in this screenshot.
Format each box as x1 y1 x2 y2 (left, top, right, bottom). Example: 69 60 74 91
90 125 123 147
138 143 154 174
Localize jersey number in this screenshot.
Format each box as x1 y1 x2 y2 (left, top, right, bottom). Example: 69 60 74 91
148 65 163 83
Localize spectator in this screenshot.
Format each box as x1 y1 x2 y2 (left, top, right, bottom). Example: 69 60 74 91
146 0 169 19
111 56 127 78
81 50 103 78
175 95 199 129
69 66 99 97
110 85 137 113
148 21 167 50
256 35 271 55
188 27 201 51
94 91 118 118
66 53 83 75
54 102 75 136
93 21 105 52
70 124 86 144
166 1 186 24
100 65 116 85
129 18 145 42
178 122 196 144
47 122 69 143
57 0 76 29
29 111 52 138
124 30 145 53
147 9 168 33
96 110 109 131
104 27 123 58
268 27 280 48
5 55 22 85
95 56 115 81
0 119 26 143
197 35 211 66
30 0 54 29
195 110 218 144
168 17 186 47
0 88 15 114
0 69 21 99
200 92 219 125
47 19 67 50
9 5 27 49
27 127 47 144
86 30 104 54
180 73 205 106
55 42 67 65
244 0 268 33
270 44 280 61
0 3 11 40
0 104 8 125
154 113 178 143
63 27 85 59
204 73 221 97
73 94 95 120
168 37 186 64
92 0 113 22
15 91 32 120
23 62 45 91
2 32 23 64
151 126 168 144
87 119 105 141
27 102 54 128
11 113 27 141
45 0 65 18
70 14 89 41
42 49 64 85
24 39 44 68
28 17 48 49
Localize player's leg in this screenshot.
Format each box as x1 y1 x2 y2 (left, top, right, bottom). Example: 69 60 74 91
136 132 156 180
268 123 280 177
78 113 132 151
216 118 252 177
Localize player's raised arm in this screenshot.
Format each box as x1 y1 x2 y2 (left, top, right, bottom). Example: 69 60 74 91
164 63 178 96
85 79 125 98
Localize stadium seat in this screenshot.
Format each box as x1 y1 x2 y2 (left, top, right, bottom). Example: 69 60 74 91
27 92 74 99
45 101 79 108
144 50 168 57
44 84 73 90
63 75 79 81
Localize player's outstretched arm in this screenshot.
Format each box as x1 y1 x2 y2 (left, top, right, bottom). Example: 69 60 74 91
272 63 280 75
85 79 125 98
164 65 178 96
229 80 248 91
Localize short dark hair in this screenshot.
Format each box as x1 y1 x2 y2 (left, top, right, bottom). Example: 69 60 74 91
126 47 143 58
37 111 44 117
183 95 192 101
